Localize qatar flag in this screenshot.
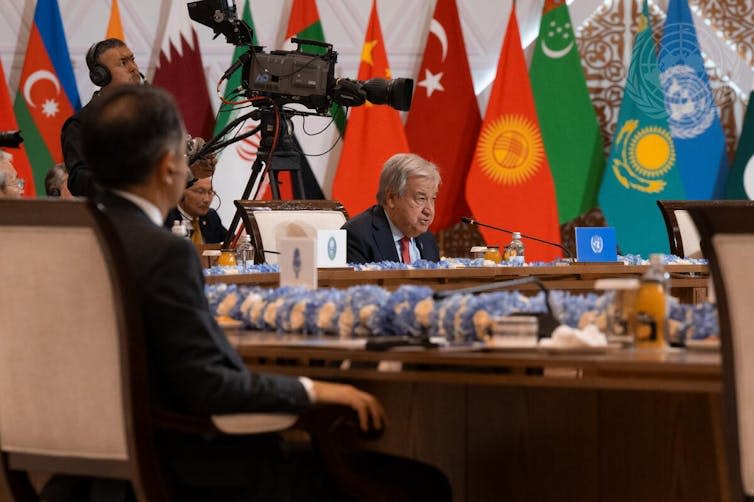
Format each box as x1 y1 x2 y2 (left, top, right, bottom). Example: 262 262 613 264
152 1 214 139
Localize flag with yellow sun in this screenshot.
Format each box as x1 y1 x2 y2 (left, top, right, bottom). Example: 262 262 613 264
598 0 685 256
332 0 409 217
465 5 561 262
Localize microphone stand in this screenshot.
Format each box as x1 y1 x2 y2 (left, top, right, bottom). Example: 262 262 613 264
461 217 575 261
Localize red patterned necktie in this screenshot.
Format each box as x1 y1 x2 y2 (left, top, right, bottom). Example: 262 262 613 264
399 236 411 264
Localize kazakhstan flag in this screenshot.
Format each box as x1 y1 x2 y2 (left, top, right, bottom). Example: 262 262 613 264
659 0 727 199
598 0 686 256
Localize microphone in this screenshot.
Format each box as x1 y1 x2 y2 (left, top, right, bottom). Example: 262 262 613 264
461 216 574 260
139 72 148 85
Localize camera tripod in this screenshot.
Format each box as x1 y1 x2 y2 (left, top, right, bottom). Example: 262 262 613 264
222 107 310 247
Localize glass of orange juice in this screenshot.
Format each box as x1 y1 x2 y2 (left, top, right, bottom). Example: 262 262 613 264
218 249 237 267
484 246 502 263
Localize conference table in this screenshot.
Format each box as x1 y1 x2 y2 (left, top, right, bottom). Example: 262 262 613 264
207 262 710 302
227 331 725 502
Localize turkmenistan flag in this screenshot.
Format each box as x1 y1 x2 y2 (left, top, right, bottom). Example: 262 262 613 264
530 0 604 224
13 0 80 195
724 91 754 199
598 0 686 256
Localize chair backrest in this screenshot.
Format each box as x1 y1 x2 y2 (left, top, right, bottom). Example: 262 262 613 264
233 199 349 264
688 205 754 501
0 199 165 500
657 200 754 257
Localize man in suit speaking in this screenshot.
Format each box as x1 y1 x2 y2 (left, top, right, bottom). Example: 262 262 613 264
342 153 441 264
78 85 450 501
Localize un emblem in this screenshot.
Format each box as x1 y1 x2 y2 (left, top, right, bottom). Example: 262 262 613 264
590 235 604 254
327 236 337 260
661 64 715 139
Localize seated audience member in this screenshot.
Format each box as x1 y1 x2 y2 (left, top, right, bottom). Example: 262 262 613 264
45 163 73 198
72 85 450 502
164 177 226 244
0 151 23 198
342 153 441 264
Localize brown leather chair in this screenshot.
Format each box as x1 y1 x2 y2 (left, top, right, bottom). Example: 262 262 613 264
657 200 754 257
232 199 349 264
688 204 754 501
0 199 375 501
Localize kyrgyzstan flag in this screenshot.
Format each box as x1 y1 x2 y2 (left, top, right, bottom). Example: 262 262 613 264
152 0 214 139
464 5 561 262
1 60 34 197
405 0 480 233
12 0 80 195
332 0 409 217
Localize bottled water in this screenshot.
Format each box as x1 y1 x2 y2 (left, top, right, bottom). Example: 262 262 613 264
504 232 525 264
171 220 187 238
235 234 254 272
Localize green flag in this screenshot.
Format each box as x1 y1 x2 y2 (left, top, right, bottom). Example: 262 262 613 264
210 0 261 225
724 91 754 199
597 0 686 256
531 0 605 224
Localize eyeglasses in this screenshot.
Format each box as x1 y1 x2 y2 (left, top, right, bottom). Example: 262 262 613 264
3 178 24 191
16 178 25 191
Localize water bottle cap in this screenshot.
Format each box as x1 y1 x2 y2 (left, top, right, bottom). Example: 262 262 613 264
512 232 521 239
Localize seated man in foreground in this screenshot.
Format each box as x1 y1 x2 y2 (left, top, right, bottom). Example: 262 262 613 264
164 176 227 244
342 153 441 264
79 85 450 502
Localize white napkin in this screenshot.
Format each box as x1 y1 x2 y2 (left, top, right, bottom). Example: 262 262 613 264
539 324 608 348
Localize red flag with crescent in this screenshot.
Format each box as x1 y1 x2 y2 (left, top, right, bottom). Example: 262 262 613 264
405 0 480 233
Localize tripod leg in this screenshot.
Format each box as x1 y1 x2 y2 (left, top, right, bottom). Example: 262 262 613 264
223 155 267 247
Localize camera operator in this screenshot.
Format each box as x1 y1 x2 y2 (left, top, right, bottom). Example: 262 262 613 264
61 38 215 197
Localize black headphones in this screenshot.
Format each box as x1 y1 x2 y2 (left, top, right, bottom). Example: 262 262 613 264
86 41 111 87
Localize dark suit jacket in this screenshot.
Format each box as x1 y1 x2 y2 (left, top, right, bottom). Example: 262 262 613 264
61 97 97 197
342 205 440 264
165 207 227 244
97 191 308 416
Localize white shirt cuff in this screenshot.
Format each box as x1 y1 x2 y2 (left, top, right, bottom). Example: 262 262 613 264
298 376 316 403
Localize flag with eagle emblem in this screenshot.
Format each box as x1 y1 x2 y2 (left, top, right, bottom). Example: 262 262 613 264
598 0 686 256
465 5 561 262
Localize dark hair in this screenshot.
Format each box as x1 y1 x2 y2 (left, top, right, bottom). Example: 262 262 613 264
85 38 126 73
44 163 67 196
82 85 184 189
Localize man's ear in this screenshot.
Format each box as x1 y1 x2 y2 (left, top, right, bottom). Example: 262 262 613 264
384 191 398 209
157 150 178 184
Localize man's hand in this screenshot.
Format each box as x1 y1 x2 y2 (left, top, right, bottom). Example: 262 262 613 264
311 381 386 432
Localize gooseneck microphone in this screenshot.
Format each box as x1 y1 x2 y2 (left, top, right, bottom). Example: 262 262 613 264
461 217 574 260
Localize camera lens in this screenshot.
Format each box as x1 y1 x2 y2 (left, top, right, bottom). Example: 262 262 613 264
360 78 413 111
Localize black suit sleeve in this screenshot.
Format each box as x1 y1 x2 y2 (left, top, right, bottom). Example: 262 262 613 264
143 237 309 416
61 114 96 197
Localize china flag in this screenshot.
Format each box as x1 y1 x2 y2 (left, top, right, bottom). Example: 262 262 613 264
405 0 480 233
465 5 561 262
332 0 409 217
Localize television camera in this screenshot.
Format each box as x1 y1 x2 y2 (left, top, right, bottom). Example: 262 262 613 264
187 0 413 114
